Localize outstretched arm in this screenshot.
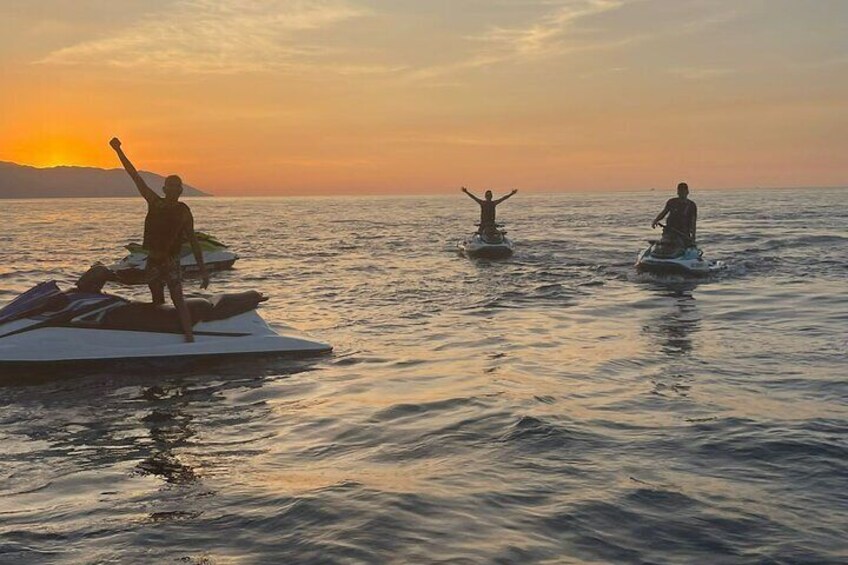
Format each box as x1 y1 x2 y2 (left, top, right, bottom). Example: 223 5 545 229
495 189 518 204
461 187 483 203
185 212 209 290
109 138 158 204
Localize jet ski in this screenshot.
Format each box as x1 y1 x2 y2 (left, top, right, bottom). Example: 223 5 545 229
635 224 724 276
0 281 331 370
108 232 239 283
459 224 514 259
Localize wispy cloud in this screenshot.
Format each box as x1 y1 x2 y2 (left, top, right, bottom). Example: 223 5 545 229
38 0 367 74
403 1 749 83
475 0 627 58
406 0 634 81
35 0 746 83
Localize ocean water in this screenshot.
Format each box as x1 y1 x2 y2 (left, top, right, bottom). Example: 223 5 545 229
0 189 846 564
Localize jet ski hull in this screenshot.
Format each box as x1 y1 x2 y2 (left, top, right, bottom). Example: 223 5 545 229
635 244 724 276
109 250 239 283
0 313 329 366
0 284 331 372
460 234 515 259
108 233 239 283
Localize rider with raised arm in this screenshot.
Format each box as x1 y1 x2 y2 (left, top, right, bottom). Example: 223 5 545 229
461 187 518 235
652 182 697 249
109 137 209 343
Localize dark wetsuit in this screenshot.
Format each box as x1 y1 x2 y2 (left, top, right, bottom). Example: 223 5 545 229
663 197 697 242
143 197 192 285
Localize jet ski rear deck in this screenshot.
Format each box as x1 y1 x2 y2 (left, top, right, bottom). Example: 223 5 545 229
459 225 515 259
0 282 331 372
635 242 725 277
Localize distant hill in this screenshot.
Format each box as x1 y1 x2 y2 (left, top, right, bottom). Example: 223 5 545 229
0 161 210 198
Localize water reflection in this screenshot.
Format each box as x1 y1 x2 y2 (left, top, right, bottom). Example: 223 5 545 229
643 284 701 357
136 384 199 484
4 358 322 493
132 359 322 486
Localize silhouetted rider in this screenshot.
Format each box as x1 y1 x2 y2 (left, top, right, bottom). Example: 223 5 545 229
110 137 209 343
461 187 518 233
652 182 697 246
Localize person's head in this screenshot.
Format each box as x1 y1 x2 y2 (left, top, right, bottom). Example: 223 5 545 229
677 182 689 199
484 190 493 201
163 175 183 202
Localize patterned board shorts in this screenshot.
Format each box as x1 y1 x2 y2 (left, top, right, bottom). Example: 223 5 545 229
145 256 182 285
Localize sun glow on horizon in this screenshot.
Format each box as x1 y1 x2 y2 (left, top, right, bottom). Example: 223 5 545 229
4 128 113 170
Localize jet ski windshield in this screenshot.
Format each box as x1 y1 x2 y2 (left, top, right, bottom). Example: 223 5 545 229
36 291 126 322
0 281 64 325
0 281 128 329
124 231 229 256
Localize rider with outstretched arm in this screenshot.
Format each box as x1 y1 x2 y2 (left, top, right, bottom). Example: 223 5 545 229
652 182 697 245
109 137 209 343
461 187 518 233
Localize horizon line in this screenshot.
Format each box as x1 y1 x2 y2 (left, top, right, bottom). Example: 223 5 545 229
1 184 846 201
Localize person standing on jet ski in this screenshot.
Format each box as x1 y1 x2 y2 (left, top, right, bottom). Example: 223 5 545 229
651 182 697 247
109 137 209 343
461 187 518 234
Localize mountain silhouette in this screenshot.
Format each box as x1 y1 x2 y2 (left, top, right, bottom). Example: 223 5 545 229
0 161 210 198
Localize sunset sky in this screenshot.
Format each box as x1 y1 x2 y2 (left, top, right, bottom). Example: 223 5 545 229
1 0 846 195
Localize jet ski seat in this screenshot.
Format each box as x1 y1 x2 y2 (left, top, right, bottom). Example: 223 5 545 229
208 291 267 321
651 244 684 259
98 291 266 333
480 231 505 244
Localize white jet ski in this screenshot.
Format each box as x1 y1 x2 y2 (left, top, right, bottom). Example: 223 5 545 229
459 224 514 259
0 281 331 370
109 232 238 283
635 224 724 276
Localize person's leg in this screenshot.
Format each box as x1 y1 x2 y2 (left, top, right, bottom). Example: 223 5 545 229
145 259 167 305
149 281 166 305
168 280 195 343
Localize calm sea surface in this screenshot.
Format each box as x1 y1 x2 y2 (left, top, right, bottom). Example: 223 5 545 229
0 189 846 564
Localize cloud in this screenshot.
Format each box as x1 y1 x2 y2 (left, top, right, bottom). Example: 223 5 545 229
475 0 627 58
38 0 366 74
403 1 750 84
406 0 635 81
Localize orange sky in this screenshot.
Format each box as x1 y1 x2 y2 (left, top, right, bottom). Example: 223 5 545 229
1 1 846 196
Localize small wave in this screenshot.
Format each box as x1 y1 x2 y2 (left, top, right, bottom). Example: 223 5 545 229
500 415 609 452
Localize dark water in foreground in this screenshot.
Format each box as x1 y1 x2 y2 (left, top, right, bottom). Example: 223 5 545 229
0 189 846 564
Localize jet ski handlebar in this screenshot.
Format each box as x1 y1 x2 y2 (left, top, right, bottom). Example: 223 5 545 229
656 222 695 245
